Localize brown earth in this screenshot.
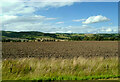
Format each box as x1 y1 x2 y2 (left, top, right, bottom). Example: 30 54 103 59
2 41 118 59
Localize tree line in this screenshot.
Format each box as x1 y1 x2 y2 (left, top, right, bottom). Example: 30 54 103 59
68 35 119 41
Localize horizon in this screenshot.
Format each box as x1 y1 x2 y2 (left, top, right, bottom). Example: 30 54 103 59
1 30 118 34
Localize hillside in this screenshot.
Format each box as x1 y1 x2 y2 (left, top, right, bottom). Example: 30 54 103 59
1 31 119 42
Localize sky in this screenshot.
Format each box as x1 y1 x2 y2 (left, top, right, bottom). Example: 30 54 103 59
0 0 119 33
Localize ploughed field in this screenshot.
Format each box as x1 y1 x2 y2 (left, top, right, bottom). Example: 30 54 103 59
2 41 118 59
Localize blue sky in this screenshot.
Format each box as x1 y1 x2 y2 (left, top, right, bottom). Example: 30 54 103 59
1 1 118 33
36 2 117 27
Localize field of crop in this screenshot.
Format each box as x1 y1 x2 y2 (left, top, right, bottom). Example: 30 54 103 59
2 41 119 80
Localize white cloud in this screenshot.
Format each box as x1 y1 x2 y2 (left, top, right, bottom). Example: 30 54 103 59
56 22 64 24
77 0 119 2
46 18 57 20
62 25 118 33
66 30 72 33
60 25 94 33
81 25 91 28
0 1 118 33
2 15 56 25
2 0 118 2
106 28 112 32
16 7 36 14
0 0 119 16
97 26 118 33
2 16 118 33
1 1 74 15
51 30 72 33
3 21 58 32
82 15 110 24
2 15 58 32
72 19 85 22
1 0 118 17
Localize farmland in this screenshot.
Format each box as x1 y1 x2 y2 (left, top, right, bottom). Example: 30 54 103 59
2 41 118 59
2 41 119 80
2 31 119 42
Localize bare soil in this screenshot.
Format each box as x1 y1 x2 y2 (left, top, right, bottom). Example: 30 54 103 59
2 41 118 59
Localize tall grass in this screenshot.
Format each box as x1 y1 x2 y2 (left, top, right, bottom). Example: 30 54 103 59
0 59 2 81
2 57 118 80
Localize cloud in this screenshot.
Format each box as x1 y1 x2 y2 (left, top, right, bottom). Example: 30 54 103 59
2 16 93 33
2 15 58 32
72 19 86 22
2 0 118 2
2 15 118 34
60 25 95 33
81 25 91 28
2 15 56 25
15 7 36 14
1 1 74 15
56 22 64 24
97 26 118 33
1 0 117 17
51 30 72 33
0 0 119 16
1 1 118 33
76 0 119 2
46 18 57 20
3 20 58 32
3 22 54 32
62 25 118 33
82 15 110 24
105 28 112 32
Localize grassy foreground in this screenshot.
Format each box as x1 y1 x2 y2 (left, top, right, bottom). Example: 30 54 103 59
2 57 118 80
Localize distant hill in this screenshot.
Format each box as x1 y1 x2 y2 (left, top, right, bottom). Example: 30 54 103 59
2 31 57 39
1 31 119 42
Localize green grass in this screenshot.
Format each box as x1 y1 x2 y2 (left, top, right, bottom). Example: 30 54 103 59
32 75 119 80
2 57 118 80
